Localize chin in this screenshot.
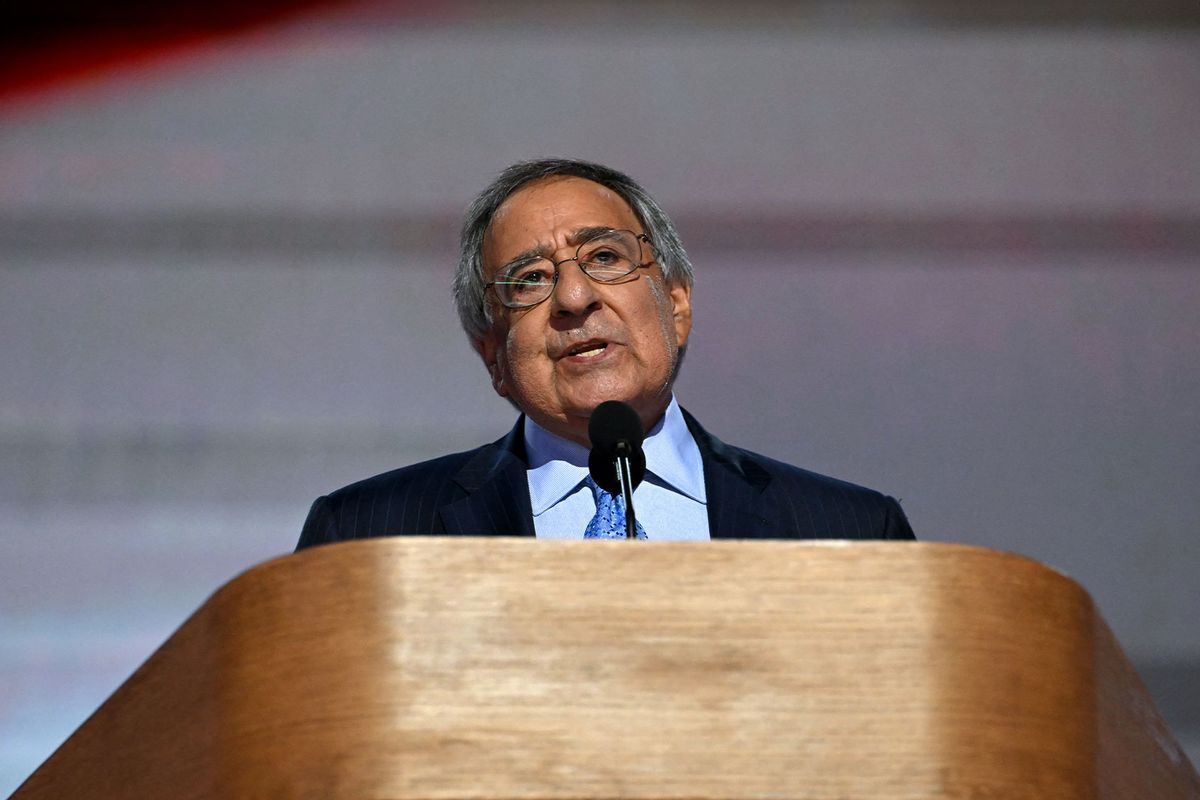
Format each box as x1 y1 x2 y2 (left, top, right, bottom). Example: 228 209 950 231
563 385 636 412
574 388 668 421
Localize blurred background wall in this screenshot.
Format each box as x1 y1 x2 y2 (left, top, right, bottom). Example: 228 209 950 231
2 1 1198 790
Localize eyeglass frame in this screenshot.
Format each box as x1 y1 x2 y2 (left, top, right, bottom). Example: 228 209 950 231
484 228 657 310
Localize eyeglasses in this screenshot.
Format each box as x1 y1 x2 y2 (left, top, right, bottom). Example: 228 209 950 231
485 229 655 309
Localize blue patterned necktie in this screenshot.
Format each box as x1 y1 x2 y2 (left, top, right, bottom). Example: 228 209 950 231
583 476 647 540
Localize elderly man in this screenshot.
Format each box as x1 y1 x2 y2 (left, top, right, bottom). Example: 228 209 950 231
297 159 913 546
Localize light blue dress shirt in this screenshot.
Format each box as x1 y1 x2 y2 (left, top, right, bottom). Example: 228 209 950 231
525 396 710 540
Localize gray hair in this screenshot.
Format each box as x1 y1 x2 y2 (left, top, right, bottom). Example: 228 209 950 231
453 158 694 346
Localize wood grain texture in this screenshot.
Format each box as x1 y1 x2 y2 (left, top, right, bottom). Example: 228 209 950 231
13 539 1200 799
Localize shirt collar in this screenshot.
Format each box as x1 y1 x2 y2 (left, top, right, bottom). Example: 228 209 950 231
524 395 706 515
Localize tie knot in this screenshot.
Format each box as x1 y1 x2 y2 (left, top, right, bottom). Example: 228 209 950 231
583 475 647 540
583 474 605 498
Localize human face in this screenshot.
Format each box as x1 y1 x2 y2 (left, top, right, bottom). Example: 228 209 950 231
479 176 692 446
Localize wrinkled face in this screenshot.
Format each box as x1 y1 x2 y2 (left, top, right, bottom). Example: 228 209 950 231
479 176 692 446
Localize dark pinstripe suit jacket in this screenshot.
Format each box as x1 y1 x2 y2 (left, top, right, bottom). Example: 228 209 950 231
296 409 914 548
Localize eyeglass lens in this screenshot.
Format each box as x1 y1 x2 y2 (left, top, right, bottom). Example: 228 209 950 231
493 230 644 308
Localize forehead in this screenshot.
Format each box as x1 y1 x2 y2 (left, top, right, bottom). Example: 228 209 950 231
483 176 642 267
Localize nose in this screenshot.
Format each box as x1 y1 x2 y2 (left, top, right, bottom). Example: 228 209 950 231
549 259 601 318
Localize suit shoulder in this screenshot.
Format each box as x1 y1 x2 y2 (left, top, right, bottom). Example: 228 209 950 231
297 443 501 549
323 446 484 505
717 442 916 540
735 444 889 499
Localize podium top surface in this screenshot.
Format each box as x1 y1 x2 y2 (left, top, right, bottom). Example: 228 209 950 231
14 538 1199 800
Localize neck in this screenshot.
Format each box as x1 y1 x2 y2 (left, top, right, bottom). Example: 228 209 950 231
532 397 671 450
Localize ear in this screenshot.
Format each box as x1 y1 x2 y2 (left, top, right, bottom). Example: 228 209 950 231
477 329 510 398
668 280 693 349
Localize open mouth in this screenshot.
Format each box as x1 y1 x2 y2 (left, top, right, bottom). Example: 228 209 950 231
564 341 609 359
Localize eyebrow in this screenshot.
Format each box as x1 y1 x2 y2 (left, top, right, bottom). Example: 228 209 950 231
498 226 621 270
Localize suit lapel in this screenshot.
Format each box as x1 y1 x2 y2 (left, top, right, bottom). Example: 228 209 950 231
436 410 770 539
438 420 536 537
682 410 775 539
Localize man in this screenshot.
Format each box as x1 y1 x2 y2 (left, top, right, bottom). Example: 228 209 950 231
297 159 913 546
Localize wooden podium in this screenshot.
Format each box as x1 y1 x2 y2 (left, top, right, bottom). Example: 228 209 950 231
12 539 1199 799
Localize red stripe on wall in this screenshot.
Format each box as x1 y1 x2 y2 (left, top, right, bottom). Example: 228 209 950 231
0 0 368 104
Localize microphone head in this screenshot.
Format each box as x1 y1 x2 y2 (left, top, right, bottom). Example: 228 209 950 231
587 400 646 495
588 400 645 453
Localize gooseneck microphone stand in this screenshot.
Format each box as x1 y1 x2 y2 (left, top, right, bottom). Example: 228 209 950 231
587 400 647 541
613 441 638 539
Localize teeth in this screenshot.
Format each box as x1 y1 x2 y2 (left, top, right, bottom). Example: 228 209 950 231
572 343 606 357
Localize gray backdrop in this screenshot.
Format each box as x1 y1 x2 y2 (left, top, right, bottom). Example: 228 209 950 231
2 5 1198 790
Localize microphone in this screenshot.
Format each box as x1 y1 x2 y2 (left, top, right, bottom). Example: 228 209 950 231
587 401 646 539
